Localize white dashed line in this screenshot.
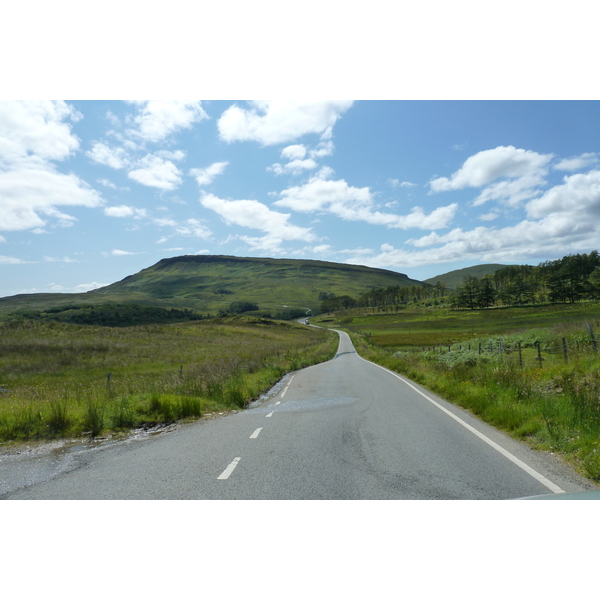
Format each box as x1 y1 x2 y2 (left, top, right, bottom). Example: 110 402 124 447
217 457 241 480
275 401 281 405
250 428 263 439
266 412 274 418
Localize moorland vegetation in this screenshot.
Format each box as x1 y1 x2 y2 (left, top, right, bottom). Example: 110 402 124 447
0 316 337 443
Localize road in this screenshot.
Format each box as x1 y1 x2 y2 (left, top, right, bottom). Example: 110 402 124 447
2 329 595 499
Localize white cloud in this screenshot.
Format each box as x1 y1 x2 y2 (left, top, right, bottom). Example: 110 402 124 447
429 146 553 202
74 282 107 292
200 192 315 252
0 255 27 264
281 144 307 160
0 100 80 164
104 205 147 218
268 158 318 176
0 167 103 231
128 154 182 190
43 256 77 263
156 149 186 161
526 169 600 219
86 141 130 169
127 101 208 143
111 249 141 256
275 176 457 230
389 179 417 188
553 152 599 171
153 216 212 240
478 212 499 221
0 101 104 232
217 101 354 145
190 161 229 186
309 140 335 158
97 178 117 189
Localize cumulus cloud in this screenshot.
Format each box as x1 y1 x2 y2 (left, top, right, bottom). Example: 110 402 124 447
526 169 600 219
127 154 182 190
200 192 315 252
126 101 208 143
104 205 147 218
217 101 354 145
430 146 553 207
0 101 104 232
0 168 103 231
0 100 80 164
430 146 553 191
268 158 319 176
281 145 307 160
274 176 457 230
153 217 212 240
389 179 417 188
86 141 130 169
553 152 599 171
190 161 229 186
111 249 141 256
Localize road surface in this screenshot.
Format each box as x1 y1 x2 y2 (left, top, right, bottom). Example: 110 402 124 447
2 330 595 499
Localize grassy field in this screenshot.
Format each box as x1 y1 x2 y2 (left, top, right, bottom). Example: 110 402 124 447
0 316 337 443
315 303 600 351
315 303 600 482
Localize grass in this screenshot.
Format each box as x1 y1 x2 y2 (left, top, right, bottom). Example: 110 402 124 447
0 316 338 442
316 303 600 482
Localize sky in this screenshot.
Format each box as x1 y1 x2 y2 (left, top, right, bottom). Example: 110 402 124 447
2 99 600 297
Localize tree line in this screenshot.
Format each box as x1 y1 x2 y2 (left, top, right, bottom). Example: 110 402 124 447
319 251 600 313
452 251 600 309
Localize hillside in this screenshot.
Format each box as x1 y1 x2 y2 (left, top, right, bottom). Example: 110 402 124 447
0 255 423 321
424 264 511 290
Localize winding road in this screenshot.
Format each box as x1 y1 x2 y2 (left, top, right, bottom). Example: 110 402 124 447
2 329 595 499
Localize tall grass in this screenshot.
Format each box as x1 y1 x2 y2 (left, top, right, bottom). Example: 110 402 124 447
0 316 337 442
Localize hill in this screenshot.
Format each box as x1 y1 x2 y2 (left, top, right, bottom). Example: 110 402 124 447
0 255 423 322
424 264 512 290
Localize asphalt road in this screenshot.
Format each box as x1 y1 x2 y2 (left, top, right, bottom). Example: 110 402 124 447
2 330 595 499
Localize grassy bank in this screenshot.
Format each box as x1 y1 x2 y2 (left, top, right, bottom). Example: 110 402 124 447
316 305 600 481
0 316 337 443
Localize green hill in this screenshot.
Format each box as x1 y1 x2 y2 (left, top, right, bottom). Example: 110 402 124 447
424 264 512 290
0 255 423 323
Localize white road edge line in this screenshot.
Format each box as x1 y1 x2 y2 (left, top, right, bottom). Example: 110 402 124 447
250 428 263 439
358 355 565 494
217 457 241 480
280 375 294 398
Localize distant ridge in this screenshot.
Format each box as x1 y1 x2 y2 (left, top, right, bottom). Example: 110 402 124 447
424 264 512 290
0 255 424 319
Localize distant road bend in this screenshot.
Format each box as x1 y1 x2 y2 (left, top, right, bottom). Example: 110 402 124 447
3 327 595 499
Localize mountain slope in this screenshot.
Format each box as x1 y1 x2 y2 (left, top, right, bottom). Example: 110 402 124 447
0 255 424 318
424 264 512 290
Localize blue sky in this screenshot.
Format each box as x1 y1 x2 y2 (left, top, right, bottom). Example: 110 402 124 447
2 99 600 298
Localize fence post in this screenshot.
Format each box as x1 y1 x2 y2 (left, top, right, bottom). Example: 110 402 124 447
106 373 112 388
535 342 543 368
562 337 569 362
587 322 598 353
478 343 482 355
518 342 523 369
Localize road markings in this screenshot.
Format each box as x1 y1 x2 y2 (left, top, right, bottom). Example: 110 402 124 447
266 412 274 418
250 428 263 439
275 401 281 405
217 457 241 480
359 356 565 494
280 375 294 398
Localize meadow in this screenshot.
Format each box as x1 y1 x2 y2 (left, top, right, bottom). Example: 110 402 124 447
0 316 337 443
315 303 600 481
